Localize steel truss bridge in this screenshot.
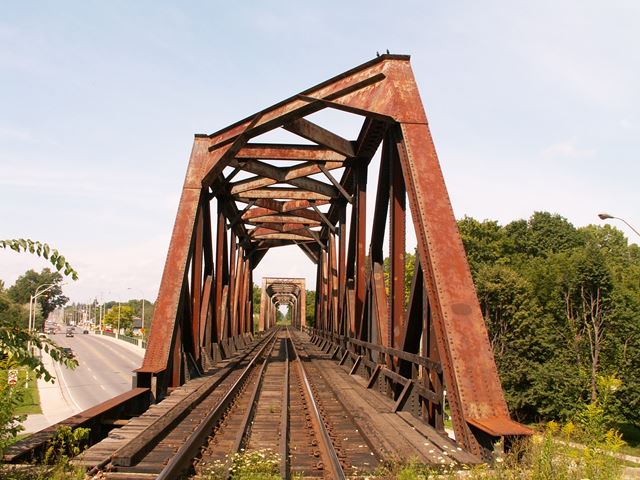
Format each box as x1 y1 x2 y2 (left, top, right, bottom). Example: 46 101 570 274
4 55 530 478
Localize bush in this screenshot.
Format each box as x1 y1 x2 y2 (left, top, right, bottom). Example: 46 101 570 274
0 376 26 456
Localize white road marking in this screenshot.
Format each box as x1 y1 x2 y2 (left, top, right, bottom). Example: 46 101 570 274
55 362 83 412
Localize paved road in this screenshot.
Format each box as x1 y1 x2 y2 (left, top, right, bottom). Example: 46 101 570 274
47 331 144 411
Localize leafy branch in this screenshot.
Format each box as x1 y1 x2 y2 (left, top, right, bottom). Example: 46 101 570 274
0 327 78 382
0 239 78 281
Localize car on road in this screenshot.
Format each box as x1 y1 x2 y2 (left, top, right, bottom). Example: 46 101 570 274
66 329 74 337
83 329 89 334
62 347 74 358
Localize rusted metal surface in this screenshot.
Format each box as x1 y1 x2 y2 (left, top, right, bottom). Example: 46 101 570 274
4 388 150 464
136 54 529 460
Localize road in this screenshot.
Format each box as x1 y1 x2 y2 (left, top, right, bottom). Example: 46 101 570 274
48 331 144 411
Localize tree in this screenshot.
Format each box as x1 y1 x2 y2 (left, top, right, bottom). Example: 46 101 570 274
252 284 262 317
0 290 27 328
125 299 154 333
561 246 613 402
509 211 584 257
305 290 316 326
8 268 69 326
458 216 512 272
102 305 134 333
0 240 79 453
458 213 640 427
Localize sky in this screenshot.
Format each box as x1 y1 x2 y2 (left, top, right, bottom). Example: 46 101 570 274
1 1 639 304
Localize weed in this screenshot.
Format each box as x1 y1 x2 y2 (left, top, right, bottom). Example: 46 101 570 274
198 448 281 480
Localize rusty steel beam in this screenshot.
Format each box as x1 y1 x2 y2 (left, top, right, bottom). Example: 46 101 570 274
239 198 330 216
230 160 342 194
283 118 355 158
236 143 348 162
246 215 321 226
389 133 406 350
251 223 317 235
249 225 314 237
234 188 334 201
252 232 315 242
207 68 387 151
228 159 340 197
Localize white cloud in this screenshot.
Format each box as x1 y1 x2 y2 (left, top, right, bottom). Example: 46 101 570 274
0 127 32 141
541 140 596 160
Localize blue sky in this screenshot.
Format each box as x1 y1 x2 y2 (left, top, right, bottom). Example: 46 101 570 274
1 1 639 303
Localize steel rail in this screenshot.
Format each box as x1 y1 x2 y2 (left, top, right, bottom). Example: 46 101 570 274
222 333 280 477
288 327 346 480
280 335 290 479
86 331 275 477
155 327 281 480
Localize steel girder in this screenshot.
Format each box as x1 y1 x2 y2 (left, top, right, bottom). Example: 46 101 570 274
136 55 530 457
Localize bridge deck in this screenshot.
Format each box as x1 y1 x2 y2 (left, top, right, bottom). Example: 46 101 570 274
74 329 478 478
298 330 479 466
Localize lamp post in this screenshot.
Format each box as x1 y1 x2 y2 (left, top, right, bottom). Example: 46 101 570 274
598 213 640 239
28 282 62 354
117 302 121 338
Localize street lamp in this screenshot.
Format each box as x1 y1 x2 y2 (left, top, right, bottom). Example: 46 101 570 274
29 284 55 334
117 302 121 338
598 213 640 239
28 282 64 353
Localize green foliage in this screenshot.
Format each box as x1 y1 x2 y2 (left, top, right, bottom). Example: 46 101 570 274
0 290 27 328
0 426 88 479
252 284 262 316
0 383 26 456
0 242 80 461
7 268 68 325
0 239 78 281
574 375 623 444
102 305 134 332
0 326 78 382
305 289 316 326
383 249 416 306
13 369 41 415
465 419 624 479
458 216 513 273
459 212 640 428
371 456 453 478
124 299 153 332
43 426 89 465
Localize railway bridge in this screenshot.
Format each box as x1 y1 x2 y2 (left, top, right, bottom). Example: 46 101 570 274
5 55 531 478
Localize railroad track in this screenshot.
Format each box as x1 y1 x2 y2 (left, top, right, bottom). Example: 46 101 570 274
172 327 378 479
82 327 379 479
81 329 279 479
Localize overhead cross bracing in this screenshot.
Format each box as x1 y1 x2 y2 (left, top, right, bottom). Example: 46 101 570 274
136 54 531 459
